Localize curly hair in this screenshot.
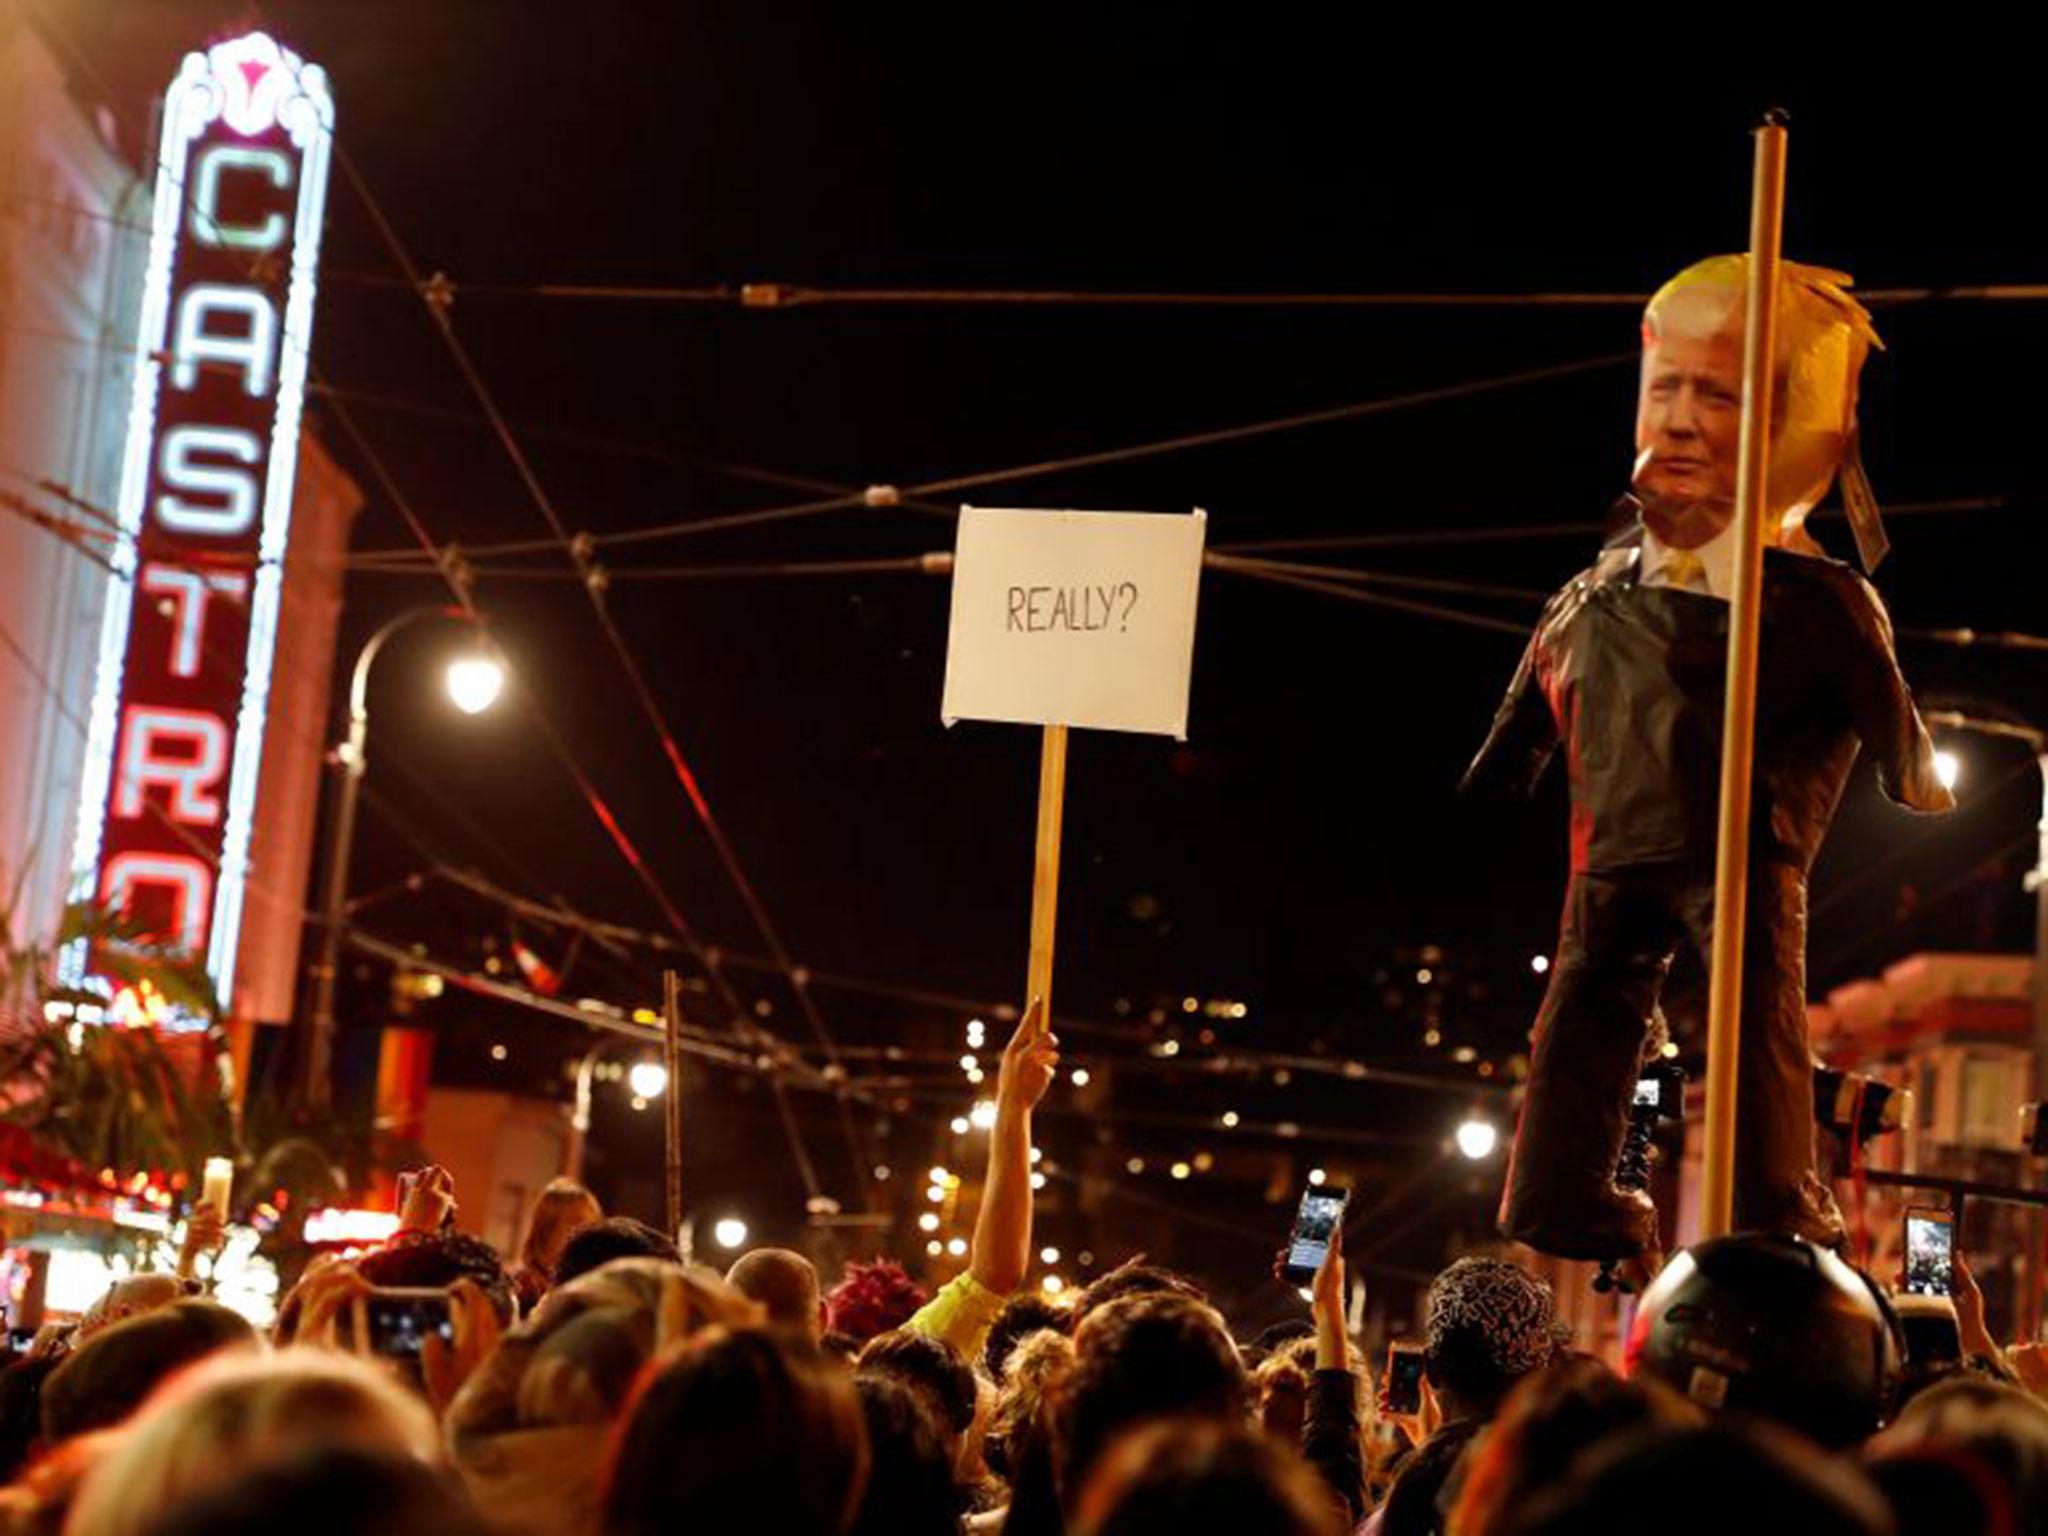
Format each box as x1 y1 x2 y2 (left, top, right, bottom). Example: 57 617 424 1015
1422 1257 1559 1413
357 1230 516 1324
824 1259 929 1345
987 1328 1075 1482
984 1292 1068 1383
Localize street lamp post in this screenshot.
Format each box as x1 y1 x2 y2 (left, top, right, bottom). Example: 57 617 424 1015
1922 711 2048 1102
1924 709 2048 1340
300 606 503 1109
562 1042 666 1181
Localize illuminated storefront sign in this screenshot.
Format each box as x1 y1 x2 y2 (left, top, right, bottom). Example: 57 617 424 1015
62 33 334 1014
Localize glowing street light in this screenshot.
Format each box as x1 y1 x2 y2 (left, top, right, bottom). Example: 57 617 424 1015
627 1060 669 1099
1933 749 1962 792
304 607 503 1108
712 1216 748 1251
445 654 506 715
1456 1116 1500 1161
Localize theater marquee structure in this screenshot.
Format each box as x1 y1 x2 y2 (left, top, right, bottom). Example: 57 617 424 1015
62 33 334 1016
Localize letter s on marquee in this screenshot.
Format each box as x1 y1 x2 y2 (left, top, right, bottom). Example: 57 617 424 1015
192 144 293 252
156 426 261 536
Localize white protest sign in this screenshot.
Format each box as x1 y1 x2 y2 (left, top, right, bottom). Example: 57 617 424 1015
942 507 1206 738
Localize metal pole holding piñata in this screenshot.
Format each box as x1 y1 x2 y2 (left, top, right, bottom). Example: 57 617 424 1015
1699 111 1790 1240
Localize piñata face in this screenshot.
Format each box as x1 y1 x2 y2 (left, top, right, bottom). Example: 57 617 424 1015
1633 287 1744 549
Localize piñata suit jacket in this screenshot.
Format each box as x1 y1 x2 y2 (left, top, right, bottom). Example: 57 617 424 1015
1464 509 1949 1259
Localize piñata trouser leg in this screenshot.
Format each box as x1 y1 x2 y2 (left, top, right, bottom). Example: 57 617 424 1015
1680 863 1846 1249
1499 872 1672 1260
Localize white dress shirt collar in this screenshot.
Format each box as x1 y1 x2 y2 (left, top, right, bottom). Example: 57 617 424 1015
1640 516 1738 600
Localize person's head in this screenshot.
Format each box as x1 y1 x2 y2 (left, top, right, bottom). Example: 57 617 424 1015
1448 1356 1703 1536
602 1328 868 1536
984 1292 1068 1383
1627 1233 1899 1450
1867 1375 2048 1534
147 1445 491 1536
1632 255 1879 549
849 1374 963 1536
42 1299 257 1442
356 1229 516 1325
1422 1256 1560 1420
554 1219 681 1286
1057 1292 1247 1507
74 1273 195 1344
727 1248 823 1342
1253 1350 1310 1446
518 1179 602 1279
1069 1260 1203 1329
988 1326 1075 1483
823 1259 928 1345
1071 1418 1342 1536
856 1330 977 1449
1511 1422 1894 1536
443 1258 761 1536
64 1348 441 1536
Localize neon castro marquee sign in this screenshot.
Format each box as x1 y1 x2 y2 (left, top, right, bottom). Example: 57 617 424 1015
62 33 334 1018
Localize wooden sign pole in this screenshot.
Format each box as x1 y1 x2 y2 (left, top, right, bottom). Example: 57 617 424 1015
663 968 685 1245
1700 112 1789 1240
1026 724 1070 1018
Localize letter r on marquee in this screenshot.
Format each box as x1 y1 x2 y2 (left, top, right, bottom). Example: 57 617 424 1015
114 706 229 825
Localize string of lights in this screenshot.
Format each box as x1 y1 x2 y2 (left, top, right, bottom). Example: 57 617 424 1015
421 863 1520 1097
348 926 1335 1269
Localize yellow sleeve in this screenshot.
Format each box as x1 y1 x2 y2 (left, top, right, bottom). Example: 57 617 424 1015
903 1270 1007 1364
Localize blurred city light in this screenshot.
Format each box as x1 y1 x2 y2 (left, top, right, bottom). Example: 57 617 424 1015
711 1216 748 1250
1456 1117 1500 1160
1934 749 1962 791
627 1061 668 1099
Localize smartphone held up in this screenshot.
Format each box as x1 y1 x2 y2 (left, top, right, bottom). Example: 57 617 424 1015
1903 1207 1955 1298
353 1288 455 1359
1282 1184 1349 1286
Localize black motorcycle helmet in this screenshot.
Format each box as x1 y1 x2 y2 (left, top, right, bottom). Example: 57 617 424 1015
1626 1232 1900 1448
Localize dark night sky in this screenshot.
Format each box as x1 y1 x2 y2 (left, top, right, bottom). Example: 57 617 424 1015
46 6 2048 1310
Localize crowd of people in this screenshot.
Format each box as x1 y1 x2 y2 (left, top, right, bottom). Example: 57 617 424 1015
1 1005 2046 1535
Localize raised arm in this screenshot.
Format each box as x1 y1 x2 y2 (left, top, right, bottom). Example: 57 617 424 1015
971 1000 1058 1297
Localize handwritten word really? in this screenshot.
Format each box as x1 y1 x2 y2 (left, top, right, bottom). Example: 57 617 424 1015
1007 583 1141 634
